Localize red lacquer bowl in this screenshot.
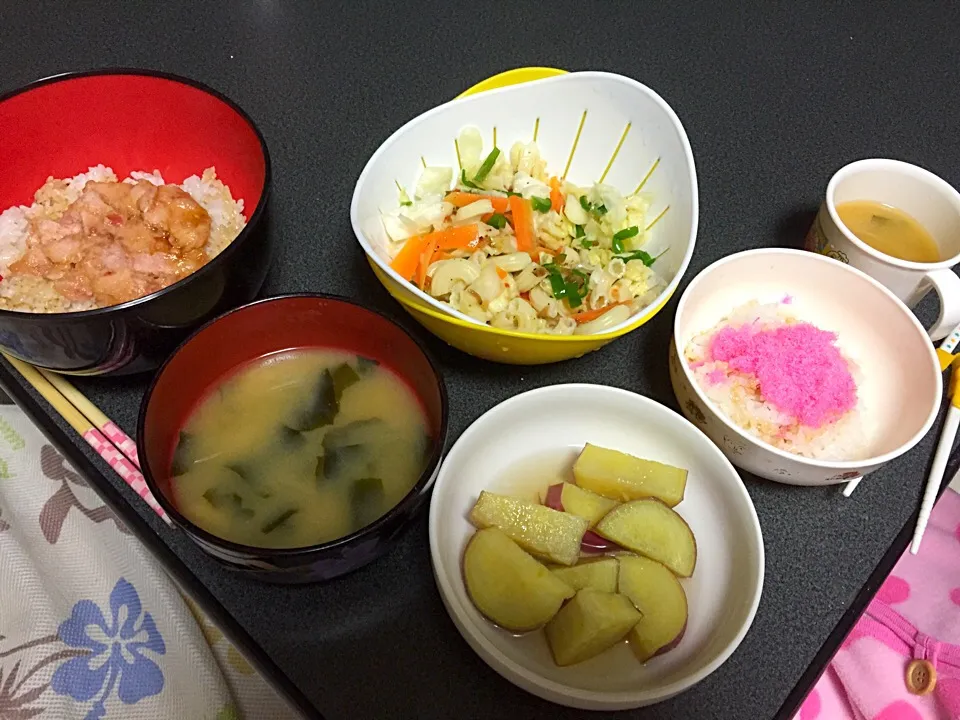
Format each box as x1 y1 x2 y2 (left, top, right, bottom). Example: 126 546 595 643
0 69 271 374
137 294 449 584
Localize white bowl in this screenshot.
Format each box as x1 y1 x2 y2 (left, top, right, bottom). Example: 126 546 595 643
670 248 943 486
428 384 764 710
350 71 698 337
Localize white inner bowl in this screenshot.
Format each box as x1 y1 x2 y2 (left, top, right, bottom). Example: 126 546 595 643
350 71 698 334
673 249 942 466
428 384 763 710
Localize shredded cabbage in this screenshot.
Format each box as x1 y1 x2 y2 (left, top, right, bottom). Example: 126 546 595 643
416 167 453 199
386 129 667 335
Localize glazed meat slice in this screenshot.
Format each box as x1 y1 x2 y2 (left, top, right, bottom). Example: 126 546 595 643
6 179 213 308
142 185 211 251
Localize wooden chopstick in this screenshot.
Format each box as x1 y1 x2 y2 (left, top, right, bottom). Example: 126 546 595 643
2 354 171 525
39 368 141 468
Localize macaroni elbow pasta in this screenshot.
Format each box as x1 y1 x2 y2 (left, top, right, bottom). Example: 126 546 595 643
382 127 669 335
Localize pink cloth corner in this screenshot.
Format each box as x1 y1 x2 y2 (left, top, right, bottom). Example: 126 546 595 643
794 489 960 720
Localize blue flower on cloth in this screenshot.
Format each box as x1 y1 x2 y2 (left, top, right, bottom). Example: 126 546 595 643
51 578 166 719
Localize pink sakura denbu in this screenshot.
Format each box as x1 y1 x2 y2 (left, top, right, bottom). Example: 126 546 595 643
704 321 857 428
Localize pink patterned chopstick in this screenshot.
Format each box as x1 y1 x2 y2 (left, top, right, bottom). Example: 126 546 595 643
82 427 170 523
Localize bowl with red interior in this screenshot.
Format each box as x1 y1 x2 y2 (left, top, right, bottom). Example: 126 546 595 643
0 69 271 375
137 294 448 583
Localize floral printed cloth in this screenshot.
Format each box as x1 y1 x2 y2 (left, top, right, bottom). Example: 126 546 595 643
0 405 300 719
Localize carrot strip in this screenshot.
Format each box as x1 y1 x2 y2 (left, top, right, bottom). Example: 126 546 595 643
417 238 439 289
549 177 564 213
508 195 535 254
390 234 431 280
426 224 480 251
574 303 625 324
495 266 508 280
445 191 510 215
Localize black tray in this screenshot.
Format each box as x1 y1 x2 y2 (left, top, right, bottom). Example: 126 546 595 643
4 2 960 717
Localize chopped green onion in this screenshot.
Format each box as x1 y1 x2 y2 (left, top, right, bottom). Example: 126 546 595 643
473 147 500 183
611 226 639 253
486 213 507 229
580 239 595 248
504 190 522 197
460 169 481 189
575 224 585 238
566 285 583 308
400 200 413 207
616 247 667 267
545 268 567 299
531 196 552 213
578 195 608 217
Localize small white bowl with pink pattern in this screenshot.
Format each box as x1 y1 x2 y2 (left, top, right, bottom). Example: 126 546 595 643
670 248 942 486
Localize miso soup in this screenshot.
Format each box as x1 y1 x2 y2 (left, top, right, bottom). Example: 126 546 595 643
836 200 940 263
170 349 430 548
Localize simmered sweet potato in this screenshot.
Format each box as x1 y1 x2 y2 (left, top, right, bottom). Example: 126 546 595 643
573 443 687 507
618 554 688 661
544 588 642 666
463 528 575 631
544 482 618 527
594 499 697 577
550 557 619 593
469 491 588 566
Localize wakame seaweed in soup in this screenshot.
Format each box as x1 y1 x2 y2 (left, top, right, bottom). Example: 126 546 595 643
170 350 428 548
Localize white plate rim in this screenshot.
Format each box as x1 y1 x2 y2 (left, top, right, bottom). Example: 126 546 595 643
427 383 765 710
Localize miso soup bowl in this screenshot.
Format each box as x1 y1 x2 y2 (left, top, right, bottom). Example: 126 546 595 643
137 294 448 584
670 248 942 486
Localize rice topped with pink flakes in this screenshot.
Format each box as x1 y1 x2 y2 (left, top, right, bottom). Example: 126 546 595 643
685 299 867 460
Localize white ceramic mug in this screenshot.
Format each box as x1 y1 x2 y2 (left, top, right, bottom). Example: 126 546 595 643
804 158 960 340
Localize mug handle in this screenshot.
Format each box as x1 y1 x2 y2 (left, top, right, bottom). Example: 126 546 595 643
924 268 960 341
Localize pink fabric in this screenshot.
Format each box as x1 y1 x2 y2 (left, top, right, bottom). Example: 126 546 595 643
795 489 960 720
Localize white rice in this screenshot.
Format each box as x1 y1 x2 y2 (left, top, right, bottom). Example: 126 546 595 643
0 165 247 313
684 300 868 461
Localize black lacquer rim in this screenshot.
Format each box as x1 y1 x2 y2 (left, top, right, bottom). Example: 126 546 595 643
0 67 272 320
136 292 450 560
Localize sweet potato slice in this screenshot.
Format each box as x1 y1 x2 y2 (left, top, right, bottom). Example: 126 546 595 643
573 443 687 507
463 528 575 631
618 554 688 661
469 491 588 566
594 499 697 577
550 557 619 593
544 482 618 527
544 588 642 667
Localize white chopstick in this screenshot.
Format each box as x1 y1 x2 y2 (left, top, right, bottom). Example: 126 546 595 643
843 323 960 498
910 362 960 554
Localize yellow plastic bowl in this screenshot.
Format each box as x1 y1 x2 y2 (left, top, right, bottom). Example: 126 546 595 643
352 68 698 364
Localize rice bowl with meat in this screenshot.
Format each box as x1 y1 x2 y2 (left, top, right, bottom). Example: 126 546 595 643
0 165 246 313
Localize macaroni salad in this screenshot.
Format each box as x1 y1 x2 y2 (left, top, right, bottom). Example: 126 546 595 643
381 127 666 335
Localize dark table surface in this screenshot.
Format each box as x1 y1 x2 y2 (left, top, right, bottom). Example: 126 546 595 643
3 2 960 718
